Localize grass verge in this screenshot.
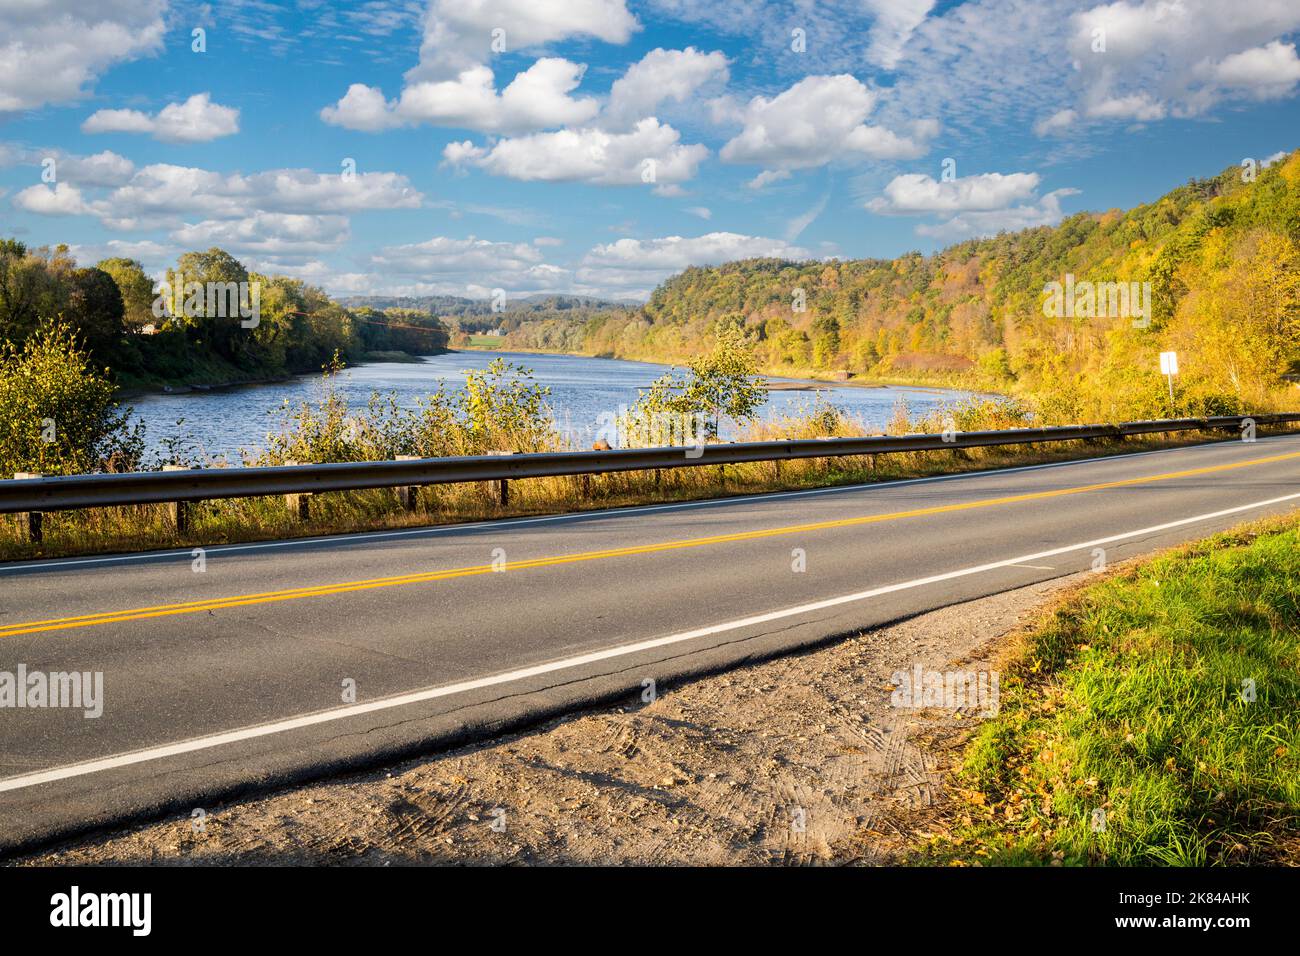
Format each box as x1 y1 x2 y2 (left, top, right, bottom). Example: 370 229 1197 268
919 512 1300 866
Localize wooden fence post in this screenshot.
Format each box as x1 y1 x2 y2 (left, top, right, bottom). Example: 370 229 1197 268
162 464 192 532
13 472 42 543
283 460 310 521
486 451 514 507
395 455 421 511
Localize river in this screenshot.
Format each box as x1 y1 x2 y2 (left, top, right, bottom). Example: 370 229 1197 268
126 350 981 464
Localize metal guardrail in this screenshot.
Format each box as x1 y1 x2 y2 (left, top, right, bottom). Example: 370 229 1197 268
1 414 1297 515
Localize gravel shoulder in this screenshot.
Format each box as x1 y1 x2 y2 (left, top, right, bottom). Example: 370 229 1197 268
18 575 1088 866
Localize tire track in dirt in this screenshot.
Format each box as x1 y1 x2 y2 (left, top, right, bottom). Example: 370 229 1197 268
20 575 1085 866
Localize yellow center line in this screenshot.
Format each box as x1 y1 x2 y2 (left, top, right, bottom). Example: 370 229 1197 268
2 448 1297 639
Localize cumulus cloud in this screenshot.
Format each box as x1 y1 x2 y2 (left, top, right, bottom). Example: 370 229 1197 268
576 231 811 297
409 0 640 81
719 75 936 173
443 118 708 186
1211 40 1300 99
0 0 167 112
368 235 573 296
1069 0 1300 121
322 59 599 134
602 47 729 129
915 188 1079 240
322 0 641 133
12 182 91 216
83 93 241 143
12 162 423 233
171 213 352 257
867 171 1042 214
2 146 136 187
67 238 172 273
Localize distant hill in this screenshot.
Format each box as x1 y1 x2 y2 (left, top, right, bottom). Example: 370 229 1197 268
502 152 1300 422
338 293 637 316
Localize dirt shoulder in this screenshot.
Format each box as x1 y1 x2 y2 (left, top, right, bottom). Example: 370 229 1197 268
19 575 1087 866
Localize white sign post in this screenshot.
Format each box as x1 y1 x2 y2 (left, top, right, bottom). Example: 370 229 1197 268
1159 351 1179 406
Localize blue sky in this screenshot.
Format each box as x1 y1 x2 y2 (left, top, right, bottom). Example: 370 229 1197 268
2 0 1298 301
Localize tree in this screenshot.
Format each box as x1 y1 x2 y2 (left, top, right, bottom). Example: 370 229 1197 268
0 323 142 476
65 268 126 360
97 257 156 332
166 247 252 363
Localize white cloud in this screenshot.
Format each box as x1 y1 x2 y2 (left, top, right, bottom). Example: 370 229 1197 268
322 0 640 134
864 0 936 69
363 235 574 296
67 238 171 273
1069 0 1300 121
443 118 708 186
322 59 600 134
685 206 712 219
867 171 1041 214
409 0 640 80
1211 40 1300 99
719 75 935 172
602 47 729 129
82 93 240 142
1033 108 1078 137
12 182 91 216
916 188 1079 240
747 169 791 190
577 231 810 296
12 162 423 232
0 0 167 112
3 146 136 187
171 213 352 257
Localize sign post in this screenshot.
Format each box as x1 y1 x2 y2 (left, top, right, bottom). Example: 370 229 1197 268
1159 351 1179 407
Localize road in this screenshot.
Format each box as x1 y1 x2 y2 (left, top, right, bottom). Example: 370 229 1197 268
1 433 1298 854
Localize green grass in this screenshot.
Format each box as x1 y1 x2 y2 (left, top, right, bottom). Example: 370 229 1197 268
464 335 507 348
923 514 1300 866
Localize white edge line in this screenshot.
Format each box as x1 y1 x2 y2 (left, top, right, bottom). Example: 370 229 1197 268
3 489 1298 795
4 433 1291 575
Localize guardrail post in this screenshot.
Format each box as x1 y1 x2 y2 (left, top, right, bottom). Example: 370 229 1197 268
581 473 592 499
395 455 421 511
162 464 192 532
487 451 513 507
12 472 42 543
283 460 310 521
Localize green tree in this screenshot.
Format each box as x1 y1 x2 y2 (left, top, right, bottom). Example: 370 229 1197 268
0 323 142 476
97 257 157 332
64 267 126 360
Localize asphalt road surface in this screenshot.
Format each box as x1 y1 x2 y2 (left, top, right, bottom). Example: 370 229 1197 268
2 433 1298 853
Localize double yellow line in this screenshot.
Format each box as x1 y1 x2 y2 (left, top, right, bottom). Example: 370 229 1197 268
2 448 1297 639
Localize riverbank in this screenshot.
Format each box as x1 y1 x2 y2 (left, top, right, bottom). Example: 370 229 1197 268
456 342 986 394
114 348 442 398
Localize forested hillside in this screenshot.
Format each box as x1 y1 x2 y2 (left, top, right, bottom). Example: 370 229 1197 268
506 153 1300 422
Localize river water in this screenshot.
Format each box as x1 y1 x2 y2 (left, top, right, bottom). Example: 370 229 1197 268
126 350 979 464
